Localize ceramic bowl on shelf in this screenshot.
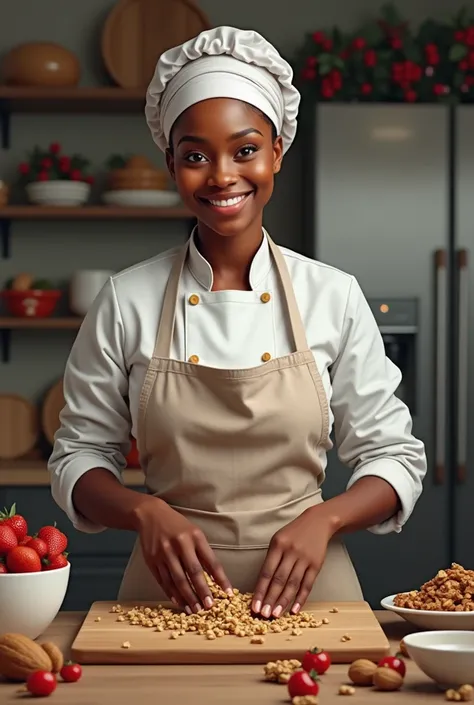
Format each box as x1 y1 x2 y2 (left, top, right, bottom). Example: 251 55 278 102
26 181 90 206
0 564 70 639
102 189 181 207
403 631 474 688
1 289 62 318
381 594 474 630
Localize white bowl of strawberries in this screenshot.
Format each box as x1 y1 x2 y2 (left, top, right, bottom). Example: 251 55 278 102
0 504 70 639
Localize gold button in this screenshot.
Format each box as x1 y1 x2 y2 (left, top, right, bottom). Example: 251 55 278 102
261 352 272 362
260 292 271 303
188 294 200 305
188 354 200 364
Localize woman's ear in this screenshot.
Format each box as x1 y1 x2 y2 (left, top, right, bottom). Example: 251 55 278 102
272 135 284 174
165 148 176 181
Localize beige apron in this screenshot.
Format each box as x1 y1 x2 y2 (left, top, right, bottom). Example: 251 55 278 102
119 233 363 602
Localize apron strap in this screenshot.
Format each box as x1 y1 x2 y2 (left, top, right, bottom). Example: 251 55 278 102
152 229 309 358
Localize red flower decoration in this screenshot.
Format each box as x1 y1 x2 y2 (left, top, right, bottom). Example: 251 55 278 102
49 142 61 154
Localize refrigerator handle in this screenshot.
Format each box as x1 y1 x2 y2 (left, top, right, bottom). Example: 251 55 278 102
434 250 447 485
456 249 469 484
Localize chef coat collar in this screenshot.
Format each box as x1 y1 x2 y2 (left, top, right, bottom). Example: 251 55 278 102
188 228 272 291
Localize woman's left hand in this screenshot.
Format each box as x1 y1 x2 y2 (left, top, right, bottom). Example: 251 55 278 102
252 507 335 618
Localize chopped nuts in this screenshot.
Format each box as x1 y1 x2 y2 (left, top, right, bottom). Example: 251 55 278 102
110 574 328 640
121 641 131 649
339 685 355 695
250 636 265 644
263 659 301 683
94 617 101 622
293 696 319 705
394 564 474 611
398 638 409 657
340 634 351 642
322 617 330 624
446 685 474 702
330 607 339 613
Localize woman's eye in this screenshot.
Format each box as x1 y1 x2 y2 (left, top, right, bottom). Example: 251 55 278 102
185 152 207 163
237 145 257 158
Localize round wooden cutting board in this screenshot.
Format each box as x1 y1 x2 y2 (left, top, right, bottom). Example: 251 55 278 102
41 378 65 446
0 394 39 460
101 0 211 88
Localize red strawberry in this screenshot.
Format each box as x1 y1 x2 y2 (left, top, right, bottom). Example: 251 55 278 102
6 546 41 573
19 535 32 546
0 504 28 541
0 561 8 573
37 525 68 557
0 524 18 555
43 553 68 571
26 537 48 559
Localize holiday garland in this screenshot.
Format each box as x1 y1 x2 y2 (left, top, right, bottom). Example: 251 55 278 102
294 3 474 103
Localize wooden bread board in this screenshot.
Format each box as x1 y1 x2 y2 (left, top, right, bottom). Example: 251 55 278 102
71 601 390 665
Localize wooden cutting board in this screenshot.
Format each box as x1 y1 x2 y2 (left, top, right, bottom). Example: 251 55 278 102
0 394 39 460
101 0 211 88
71 601 390 665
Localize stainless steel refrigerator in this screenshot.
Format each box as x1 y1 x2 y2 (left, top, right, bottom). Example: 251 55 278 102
303 103 473 606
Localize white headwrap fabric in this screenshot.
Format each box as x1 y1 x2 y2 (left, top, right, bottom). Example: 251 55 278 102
145 26 300 154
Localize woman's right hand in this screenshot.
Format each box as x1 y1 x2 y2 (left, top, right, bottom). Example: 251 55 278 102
132 496 233 613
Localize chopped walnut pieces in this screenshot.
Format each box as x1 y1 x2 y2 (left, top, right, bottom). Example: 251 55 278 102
446 685 474 702
109 573 328 640
394 564 474 611
121 641 131 649
250 636 265 644
339 685 355 695
292 696 319 705
263 659 302 683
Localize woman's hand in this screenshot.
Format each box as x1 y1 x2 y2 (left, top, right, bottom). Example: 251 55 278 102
133 496 233 613
252 507 335 618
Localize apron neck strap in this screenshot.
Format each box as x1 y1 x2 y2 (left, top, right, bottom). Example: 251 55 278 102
153 230 309 358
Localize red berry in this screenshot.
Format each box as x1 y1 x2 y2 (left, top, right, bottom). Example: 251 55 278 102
378 655 406 677
288 670 319 698
391 37 403 50
18 162 30 175
330 69 342 90
38 525 68 556
302 648 331 675
361 82 373 95
60 662 82 682
364 49 377 67
43 553 69 571
322 39 333 51
405 89 417 102
321 85 334 99
26 537 48 559
455 30 466 42
301 67 317 81
38 172 49 181
0 563 8 573
0 504 28 541
70 169 82 181
306 56 318 68
6 546 42 573
312 31 325 44
352 37 366 50
0 525 17 555
49 142 61 154
27 671 57 697
433 83 446 96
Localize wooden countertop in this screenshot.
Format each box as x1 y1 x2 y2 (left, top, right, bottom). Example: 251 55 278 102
0 611 445 704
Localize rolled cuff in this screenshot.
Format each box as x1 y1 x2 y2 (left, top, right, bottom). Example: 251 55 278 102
49 454 124 534
346 458 416 535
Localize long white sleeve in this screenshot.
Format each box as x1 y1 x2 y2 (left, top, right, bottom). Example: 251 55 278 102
48 278 132 533
330 277 427 535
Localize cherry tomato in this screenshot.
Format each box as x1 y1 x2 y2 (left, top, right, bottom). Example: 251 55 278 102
288 670 320 698
27 670 57 697
378 655 406 677
60 662 83 682
302 647 331 675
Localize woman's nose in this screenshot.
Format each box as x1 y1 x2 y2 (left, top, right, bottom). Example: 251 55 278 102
207 158 237 188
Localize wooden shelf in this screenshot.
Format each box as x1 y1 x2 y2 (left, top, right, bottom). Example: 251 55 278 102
0 317 82 329
0 460 145 487
0 86 145 113
0 205 192 220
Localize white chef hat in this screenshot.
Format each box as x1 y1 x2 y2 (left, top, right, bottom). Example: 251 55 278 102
145 26 300 154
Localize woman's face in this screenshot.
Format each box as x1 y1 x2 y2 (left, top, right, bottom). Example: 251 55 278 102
166 98 283 238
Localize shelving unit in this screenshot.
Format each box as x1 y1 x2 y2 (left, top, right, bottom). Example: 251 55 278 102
0 460 145 487
0 316 83 362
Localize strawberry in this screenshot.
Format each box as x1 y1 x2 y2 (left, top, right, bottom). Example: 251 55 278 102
19 535 32 546
43 553 68 571
0 524 18 555
37 525 67 557
26 537 48 559
0 563 8 573
6 546 41 573
0 504 28 541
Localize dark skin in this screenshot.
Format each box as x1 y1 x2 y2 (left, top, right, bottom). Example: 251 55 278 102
72 97 400 617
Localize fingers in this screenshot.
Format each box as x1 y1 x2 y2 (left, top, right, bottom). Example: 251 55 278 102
197 539 233 597
267 560 308 616
251 544 283 614
291 567 317 614
258 555 298 618
156 563 182 608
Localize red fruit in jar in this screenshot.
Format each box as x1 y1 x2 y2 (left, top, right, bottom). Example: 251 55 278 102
60 661 82 682
26 537 48 559
0 524 18 554
38 525 68 556
302 647 332 675
27 670 57 697
378 655 406 677
0 503 28 541
288 670 319 698
43 553 68 570
6 546 42 573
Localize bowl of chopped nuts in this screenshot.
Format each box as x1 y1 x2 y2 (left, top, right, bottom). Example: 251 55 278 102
402 631 474 691
381 564 474 631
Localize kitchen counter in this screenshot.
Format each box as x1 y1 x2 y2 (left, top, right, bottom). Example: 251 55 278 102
0 611 446 703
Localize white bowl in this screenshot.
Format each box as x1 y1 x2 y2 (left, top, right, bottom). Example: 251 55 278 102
403 631 474 688
102 189 181 207
27 180 90 206
0 564 70 639
381 594 474 630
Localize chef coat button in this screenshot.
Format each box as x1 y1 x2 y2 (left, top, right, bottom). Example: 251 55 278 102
189 354 200 364
260 292 271 303
188 294 200 305
261 352 272 362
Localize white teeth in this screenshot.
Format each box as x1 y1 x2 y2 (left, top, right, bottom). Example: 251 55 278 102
208 194 247 207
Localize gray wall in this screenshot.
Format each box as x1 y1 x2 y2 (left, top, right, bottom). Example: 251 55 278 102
1 0 472 400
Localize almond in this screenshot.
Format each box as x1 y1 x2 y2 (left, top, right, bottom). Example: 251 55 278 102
0 633 53 681
40 642 64 673
373 666 404 691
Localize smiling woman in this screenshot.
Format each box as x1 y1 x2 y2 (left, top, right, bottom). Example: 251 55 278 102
48 26 427 621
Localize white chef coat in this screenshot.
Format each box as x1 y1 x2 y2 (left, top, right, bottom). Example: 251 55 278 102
48 232 427 536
